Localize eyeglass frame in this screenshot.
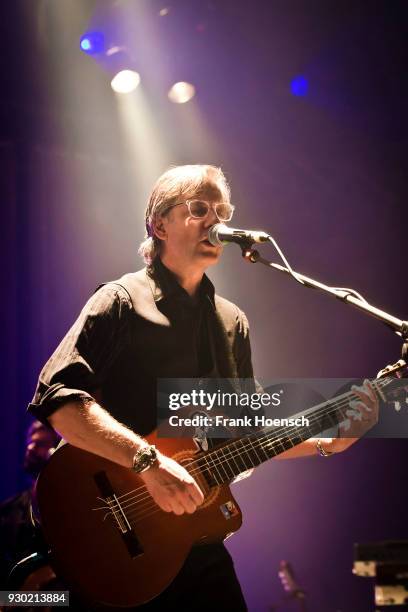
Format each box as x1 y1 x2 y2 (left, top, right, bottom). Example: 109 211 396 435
164 199 235 223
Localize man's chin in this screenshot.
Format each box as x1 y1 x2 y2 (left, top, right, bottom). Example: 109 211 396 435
196 245 222 265
24 457 47 478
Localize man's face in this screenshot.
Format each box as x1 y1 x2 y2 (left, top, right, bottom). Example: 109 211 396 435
157 182 228 272
24 423 59 478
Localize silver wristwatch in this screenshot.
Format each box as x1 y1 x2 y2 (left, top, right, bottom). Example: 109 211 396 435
131 444 158 473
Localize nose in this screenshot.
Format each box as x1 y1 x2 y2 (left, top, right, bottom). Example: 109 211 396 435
203 205 219 228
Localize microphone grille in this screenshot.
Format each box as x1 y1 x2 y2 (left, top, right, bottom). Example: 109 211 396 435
207 224 224 246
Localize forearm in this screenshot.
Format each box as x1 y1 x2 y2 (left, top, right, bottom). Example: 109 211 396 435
48 400 146 467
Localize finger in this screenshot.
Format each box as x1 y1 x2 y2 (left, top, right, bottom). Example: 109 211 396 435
170 498 185 515
340 418 351 432
188 481 204 505
350 399 372 414
354 391 379 419
174 483 200 513
357 380 379 408
351 385 373 408
159 500 172 513
363 379 378 404
348 402 373 422
346 407 363 421
180 494 198 514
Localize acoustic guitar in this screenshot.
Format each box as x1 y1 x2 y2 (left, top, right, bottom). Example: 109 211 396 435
35 361 407 608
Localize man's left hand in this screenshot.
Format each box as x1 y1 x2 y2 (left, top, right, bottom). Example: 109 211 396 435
327 379 379 453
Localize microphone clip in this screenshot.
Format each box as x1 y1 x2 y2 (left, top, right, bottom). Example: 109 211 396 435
241 244 261 263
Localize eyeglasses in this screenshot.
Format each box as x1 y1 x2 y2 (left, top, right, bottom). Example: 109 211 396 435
168 199 235 223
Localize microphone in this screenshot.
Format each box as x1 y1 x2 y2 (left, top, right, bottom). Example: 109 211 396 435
207 223 270 246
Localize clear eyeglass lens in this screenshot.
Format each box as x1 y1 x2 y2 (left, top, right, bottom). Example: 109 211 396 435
215 202 234 222
188 200 234 221
189 200 209 218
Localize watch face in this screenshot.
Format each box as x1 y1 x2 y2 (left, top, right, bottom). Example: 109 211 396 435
132 445 157 472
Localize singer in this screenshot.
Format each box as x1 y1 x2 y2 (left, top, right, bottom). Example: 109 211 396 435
28 165 378 610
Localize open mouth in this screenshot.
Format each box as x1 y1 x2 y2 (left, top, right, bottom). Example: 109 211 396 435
201 239 214 246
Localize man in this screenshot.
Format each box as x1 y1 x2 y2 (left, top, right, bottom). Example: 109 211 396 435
28 164 378 610
0 420 60 589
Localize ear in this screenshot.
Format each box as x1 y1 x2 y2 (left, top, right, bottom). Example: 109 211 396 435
153 215 168 241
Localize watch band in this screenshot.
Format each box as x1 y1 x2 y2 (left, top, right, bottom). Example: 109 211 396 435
131 444 158 473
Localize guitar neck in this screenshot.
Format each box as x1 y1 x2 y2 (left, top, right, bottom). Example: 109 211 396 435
199 377 390 486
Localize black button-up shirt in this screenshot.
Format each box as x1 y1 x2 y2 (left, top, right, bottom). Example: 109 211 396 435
28 258 255 436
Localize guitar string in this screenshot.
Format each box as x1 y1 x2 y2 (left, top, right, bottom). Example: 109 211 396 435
109 390 357 512
108 380 386 515
113 397 386 526
105 382 387 522
122 402 365 523
124 406 368 525
113 379 386 511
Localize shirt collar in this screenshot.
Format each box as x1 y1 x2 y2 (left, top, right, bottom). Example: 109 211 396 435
147 257 215 307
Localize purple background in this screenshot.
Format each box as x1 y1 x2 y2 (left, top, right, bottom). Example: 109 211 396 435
1 2 407 610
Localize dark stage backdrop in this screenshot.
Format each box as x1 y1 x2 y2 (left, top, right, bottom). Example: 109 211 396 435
2 1 407 610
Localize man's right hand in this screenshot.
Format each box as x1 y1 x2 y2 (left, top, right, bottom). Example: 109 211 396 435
140 451 204 515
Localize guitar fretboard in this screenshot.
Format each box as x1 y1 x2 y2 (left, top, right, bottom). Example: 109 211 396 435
195 377 389 486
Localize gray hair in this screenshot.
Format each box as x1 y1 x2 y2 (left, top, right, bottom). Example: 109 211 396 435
138 164 231 264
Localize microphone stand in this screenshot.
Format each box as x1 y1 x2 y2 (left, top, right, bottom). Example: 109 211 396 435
238 242 408 345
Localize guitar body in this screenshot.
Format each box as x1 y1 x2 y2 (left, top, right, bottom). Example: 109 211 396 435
36 360 407 608
36 432 242 608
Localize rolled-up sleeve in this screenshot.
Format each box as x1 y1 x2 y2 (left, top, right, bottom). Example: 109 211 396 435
28 284 131 423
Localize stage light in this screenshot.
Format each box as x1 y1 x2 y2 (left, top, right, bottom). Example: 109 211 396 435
80 38 91 52
291 76 309 96
111 70 141 94
168 82 196 104
80 32 105 55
